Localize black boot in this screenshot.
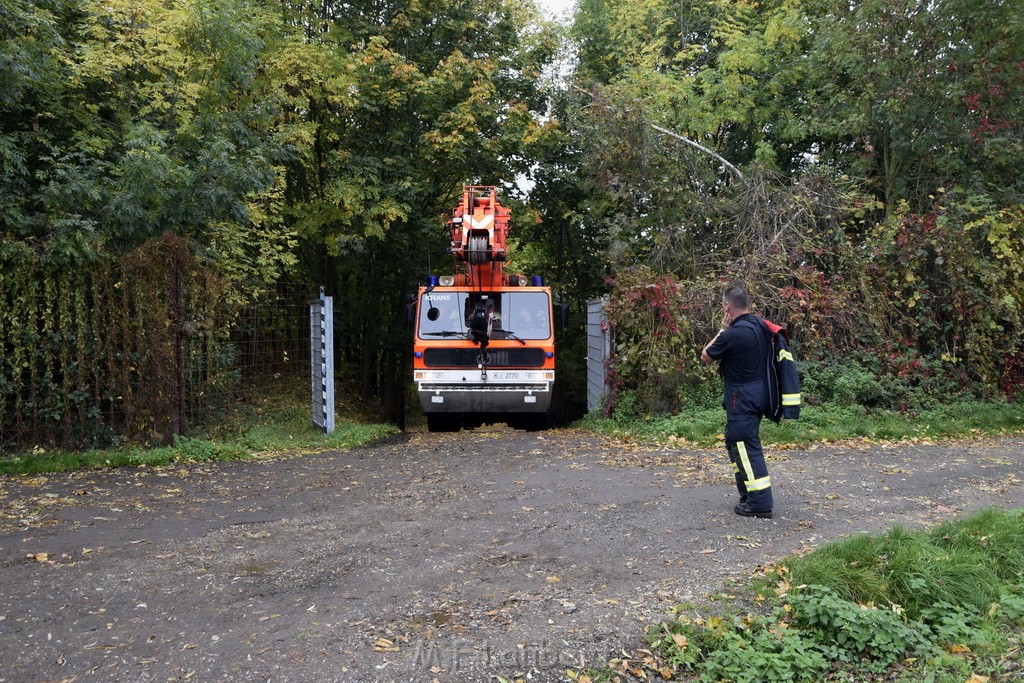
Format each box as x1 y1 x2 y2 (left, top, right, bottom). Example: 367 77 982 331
734 501 772 518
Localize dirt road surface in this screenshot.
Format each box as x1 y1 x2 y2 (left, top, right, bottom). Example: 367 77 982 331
2 428 1023 682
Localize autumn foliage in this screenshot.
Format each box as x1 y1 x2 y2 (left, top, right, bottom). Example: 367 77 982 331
602 174 1024 415
556 0 1024 416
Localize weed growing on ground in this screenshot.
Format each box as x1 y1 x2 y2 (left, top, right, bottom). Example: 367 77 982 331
0 381 395 475
579 400 1024 448
576 508 1024 683
785 525 1006 619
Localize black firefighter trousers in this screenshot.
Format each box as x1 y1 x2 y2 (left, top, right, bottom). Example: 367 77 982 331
724 380 774 512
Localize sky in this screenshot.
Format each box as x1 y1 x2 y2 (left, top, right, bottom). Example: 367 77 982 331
536 0 576 20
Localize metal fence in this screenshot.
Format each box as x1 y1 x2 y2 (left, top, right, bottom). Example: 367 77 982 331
184 282 318 429
587 297 610 412
309 290 335 434
0 234 318 450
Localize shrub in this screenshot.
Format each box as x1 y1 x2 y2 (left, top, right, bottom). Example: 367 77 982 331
789 585 935 673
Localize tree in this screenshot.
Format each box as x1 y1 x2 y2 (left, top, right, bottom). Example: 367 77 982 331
561 0 1024 411
275 0 558 417
2 0 297 277
1 0 300 446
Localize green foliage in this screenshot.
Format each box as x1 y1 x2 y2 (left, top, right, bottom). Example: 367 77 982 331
1 0 291 259
786 525 1008 621
789 585 935 673
602 266 717 415
170 437 249 463
580 399 1024 448
650 612 835 683
267 0 558 419
0 389 396 475
1 0 559 436
0 0 308 451
927 508 1024 584
645 588 935 683
562 0 1024 416
594 172 1024 416
6 0 1023 438
1 235 235 447
626 509 1024 683
803 359 885 407
200 377 397 454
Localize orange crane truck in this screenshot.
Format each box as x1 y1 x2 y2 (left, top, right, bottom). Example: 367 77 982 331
412 186 555 432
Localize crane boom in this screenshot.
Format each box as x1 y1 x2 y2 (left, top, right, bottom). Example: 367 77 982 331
447 186 517 287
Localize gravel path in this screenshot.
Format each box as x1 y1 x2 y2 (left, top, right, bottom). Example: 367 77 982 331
2 428 1023 682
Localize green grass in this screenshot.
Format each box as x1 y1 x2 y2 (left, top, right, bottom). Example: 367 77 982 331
583 508 1024 683
784 523 1011 620
0 389 396 475
579 399 1024 448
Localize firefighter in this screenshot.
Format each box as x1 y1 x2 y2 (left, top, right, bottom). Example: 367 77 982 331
700 286 774 518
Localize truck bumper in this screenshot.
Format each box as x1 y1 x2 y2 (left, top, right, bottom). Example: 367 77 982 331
416 369 553 414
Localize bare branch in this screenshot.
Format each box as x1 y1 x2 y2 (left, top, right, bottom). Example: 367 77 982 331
650 124 746 185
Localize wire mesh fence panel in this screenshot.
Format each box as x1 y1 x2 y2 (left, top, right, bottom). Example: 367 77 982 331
1 233 319 452
183 282 317 431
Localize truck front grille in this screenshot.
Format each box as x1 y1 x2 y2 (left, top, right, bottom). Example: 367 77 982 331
423 347 546 368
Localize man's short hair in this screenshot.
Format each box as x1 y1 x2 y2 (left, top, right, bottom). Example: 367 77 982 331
723 286 749 310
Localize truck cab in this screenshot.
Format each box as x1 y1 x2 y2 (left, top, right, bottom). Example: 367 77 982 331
413 285 554 431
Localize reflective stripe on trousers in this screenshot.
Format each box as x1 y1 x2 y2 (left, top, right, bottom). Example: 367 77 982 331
726 411 773 511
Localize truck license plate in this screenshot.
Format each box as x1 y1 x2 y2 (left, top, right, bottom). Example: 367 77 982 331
492 371 521 380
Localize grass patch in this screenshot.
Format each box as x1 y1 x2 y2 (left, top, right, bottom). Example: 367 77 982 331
0 384 396 475
785 524 1008 620
578 399 1024 448
579 508 1024 683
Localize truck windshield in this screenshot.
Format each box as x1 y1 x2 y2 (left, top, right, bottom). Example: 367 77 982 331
495 291 550 339
418 291 551 340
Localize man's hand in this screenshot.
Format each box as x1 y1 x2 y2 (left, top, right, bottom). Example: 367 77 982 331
721 313 733 328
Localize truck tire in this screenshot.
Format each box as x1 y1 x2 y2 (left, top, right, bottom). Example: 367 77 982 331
426 414 461 433
508 414 549 431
